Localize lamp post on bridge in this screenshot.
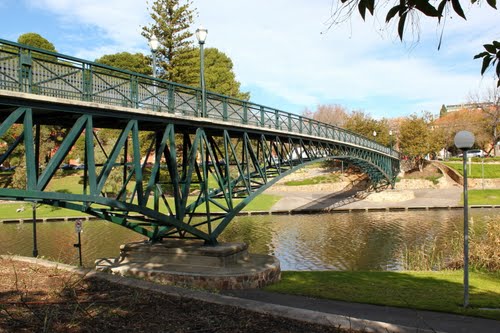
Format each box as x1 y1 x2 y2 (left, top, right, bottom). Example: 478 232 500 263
149 34 160 79
454 130 475 308
149 34 160 110
195 26 208 118
389 130 393 149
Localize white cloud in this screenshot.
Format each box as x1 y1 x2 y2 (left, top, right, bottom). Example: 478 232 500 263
17 0 500 117
26 0 150 52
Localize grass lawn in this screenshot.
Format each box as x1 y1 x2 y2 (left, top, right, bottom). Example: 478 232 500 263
444 162 500 178
464 189 500 205
265 270 500 320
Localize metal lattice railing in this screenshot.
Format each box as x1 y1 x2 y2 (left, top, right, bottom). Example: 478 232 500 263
0 38 398 159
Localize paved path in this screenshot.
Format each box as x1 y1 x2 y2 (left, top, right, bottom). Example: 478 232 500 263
268 187 463 212
222 289 500 333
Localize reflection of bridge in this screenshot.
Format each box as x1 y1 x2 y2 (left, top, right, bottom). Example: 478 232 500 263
0 39 399 245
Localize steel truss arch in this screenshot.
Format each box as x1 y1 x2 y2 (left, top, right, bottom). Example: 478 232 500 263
0 107 399 244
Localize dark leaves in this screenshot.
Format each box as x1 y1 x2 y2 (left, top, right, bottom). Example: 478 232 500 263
451 0 467 19
358 0 367 20
474 42 500 87
358 0 375 20
437 0 448 21
398 12 407 40
486 0 497 9
481 56 493 75
386 5 401 22
484 43 497 54
473 52 490 59
415 0 440 17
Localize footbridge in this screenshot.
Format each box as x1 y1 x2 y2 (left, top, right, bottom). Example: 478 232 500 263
0 39 399 244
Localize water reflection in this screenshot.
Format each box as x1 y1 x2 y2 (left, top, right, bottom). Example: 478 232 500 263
0 210 496 270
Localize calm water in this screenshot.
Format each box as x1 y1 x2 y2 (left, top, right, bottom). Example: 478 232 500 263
0 210 497 271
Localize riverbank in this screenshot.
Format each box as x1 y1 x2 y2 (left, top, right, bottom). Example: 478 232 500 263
2 256 498 333
266 163 500 212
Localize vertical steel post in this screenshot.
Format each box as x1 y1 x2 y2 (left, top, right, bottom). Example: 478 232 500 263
32 202 38 257
77 231 82 266
200 42 207 117
462 150 469 308
152 52 157 110
74 219 83 267
32 123 40 258
123 137 128 200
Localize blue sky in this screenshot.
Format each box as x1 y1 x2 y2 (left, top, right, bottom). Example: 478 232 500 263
0 0 498 118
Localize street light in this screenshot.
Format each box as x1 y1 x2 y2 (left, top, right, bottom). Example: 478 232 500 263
454 130 475 308
149 34 160 110
389 130 393 149
149 34 160 78
195 26 208 117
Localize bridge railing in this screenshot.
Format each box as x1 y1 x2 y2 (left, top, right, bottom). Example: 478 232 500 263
0 38 398 159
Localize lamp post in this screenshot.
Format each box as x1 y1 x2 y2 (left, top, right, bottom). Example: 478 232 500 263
454 130 475 308
149 34 160 79
149 34 160 110
195 26 208 117
389 130 393 149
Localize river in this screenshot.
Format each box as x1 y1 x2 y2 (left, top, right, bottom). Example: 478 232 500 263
0 209 497 271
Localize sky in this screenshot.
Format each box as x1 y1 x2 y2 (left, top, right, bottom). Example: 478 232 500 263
0 0 498 119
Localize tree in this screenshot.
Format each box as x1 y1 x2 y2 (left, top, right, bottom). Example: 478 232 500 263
399 113 444 171
439 104 447 118
142 0 196 83
328 0 499 86
17 33 56 52
95 52 152 75
344 110 391 146
303 104 348 127
470 86 500 156
201 48 249 100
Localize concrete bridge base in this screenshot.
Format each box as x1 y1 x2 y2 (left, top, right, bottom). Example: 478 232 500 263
95 240 281 290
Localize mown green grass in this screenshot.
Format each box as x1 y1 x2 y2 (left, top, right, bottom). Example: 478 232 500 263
464 189 500 205
448 157 500 162
444 162 500 178
265 270 500 320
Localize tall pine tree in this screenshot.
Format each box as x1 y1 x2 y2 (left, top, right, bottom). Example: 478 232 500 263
142 0 197 84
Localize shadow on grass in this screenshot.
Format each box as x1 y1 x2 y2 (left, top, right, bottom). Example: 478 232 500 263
265 270 500 320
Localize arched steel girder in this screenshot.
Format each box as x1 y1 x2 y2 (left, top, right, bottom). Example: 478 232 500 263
0 107 399 244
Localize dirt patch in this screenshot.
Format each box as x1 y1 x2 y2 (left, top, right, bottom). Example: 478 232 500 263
0 257 353 333
402 164 442 179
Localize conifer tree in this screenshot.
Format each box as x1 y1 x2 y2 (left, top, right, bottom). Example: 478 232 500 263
142 0 196 84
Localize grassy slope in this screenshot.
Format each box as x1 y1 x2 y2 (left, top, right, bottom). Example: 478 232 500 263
265 270 500 320
443 162 500 179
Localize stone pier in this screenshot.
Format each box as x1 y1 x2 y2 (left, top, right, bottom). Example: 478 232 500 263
95 240 280 290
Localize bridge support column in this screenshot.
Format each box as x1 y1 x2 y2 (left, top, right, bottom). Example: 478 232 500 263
95 240 281 290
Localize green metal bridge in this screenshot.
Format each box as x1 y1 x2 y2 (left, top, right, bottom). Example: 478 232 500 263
0 39 399 245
